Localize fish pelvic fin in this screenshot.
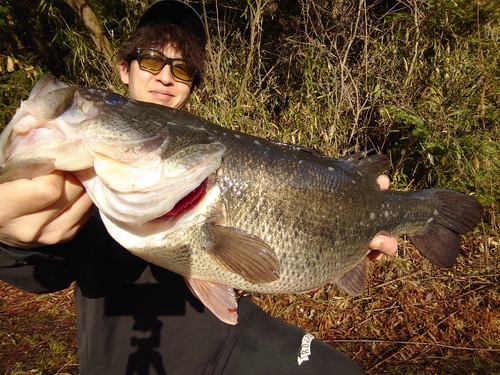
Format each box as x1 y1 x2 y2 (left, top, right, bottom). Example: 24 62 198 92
408 190 483 268
336 257 368 296
203 223 280 283
184 277 238 325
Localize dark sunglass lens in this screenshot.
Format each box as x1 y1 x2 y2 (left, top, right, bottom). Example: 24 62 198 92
137 49 194 81
138 50 165 71
172 61 194 81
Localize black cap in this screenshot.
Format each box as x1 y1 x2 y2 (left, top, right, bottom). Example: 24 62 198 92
137 0 206 48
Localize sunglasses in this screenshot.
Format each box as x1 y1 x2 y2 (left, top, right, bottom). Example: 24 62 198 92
135 48 196 82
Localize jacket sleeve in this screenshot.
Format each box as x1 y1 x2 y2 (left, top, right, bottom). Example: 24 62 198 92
0 215 105 293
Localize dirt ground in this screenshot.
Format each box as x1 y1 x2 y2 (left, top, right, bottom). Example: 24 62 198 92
0 282 78 374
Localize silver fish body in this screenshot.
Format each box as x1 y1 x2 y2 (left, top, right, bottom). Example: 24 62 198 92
0 75 484 324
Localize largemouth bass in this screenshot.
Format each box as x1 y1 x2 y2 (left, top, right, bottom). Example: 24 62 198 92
0 75 483 324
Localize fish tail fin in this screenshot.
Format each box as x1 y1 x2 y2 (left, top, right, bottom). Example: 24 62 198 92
408 189 483 268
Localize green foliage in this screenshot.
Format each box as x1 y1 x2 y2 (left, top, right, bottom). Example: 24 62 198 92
0 55 45 126
370 0 500 219
0 0 498 232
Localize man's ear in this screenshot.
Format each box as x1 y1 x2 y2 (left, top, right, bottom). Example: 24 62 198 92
119 61 130 85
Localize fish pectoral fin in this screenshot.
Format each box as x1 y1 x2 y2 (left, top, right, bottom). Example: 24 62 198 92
184 277 239 325
203 223 280 284
336 257 369 296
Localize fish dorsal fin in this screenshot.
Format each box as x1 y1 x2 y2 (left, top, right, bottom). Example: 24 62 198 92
336 257 369 296
203 223 280 283
268 139 326 157
185 277 238 325
339 150 390 181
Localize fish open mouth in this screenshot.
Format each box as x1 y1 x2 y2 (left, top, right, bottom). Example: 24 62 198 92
160 178 208 218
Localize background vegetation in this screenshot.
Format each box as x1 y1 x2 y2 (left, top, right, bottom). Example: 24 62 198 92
0 0 499 374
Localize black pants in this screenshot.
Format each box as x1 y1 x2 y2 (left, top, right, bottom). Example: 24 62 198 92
213 297 366 375
1 218 366 375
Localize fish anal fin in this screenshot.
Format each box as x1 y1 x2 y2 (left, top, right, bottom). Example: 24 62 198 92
184 277 238 325
203 223 280 283
336 258 369 296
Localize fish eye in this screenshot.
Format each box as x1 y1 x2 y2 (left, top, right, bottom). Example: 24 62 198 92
104 93 127 107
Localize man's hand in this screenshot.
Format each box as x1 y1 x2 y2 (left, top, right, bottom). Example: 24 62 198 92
367 233 398 261
367 175 398 261
0 171 93 248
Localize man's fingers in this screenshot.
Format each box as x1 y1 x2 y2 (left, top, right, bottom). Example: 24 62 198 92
35 186 93 244
368 234 398 261
377 174 390 191
370 177 397 262
0 171 92 247
0 172 66 221
35 172 88 222
367 250 384 261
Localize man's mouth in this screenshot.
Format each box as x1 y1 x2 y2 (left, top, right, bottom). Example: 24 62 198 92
151 90 173 98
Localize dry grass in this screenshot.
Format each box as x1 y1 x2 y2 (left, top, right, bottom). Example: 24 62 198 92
0 283 77 375
1 235 498 374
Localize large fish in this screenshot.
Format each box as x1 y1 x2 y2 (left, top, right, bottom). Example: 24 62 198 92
0 75 483 324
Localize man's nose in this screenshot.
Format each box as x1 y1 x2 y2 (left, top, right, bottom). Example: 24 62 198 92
155 64 174 85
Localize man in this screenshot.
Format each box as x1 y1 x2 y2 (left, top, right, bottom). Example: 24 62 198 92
0 1 397 373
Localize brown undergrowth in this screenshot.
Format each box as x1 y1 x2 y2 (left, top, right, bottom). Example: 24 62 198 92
1 235 498 374
0 283 77 375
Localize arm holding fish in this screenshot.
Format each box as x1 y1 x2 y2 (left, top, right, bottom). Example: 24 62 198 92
0 171 94 293
0 171 93 247
0 171 92 293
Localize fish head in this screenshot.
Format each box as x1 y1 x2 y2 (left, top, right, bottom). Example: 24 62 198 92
0 74 227 229
71 88 227 227
0 76 100 180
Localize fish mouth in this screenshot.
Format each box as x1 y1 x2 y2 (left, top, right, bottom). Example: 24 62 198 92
158 178 208 218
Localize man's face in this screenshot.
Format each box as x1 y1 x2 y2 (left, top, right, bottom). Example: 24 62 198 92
119 45 193 109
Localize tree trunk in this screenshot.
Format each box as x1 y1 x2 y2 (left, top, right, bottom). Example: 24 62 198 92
64 0 117 71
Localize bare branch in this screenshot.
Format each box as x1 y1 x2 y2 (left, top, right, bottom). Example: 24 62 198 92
64 0 117 73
